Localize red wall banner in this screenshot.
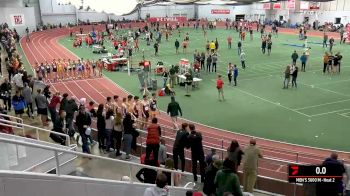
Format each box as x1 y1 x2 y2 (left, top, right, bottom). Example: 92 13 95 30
211 9 230 14
147 17 187 23
263 3 271 10
309 2 321 10
287 0 296 10
273 3 281 10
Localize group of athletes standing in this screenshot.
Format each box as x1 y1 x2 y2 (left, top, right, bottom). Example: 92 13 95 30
34 58 104 82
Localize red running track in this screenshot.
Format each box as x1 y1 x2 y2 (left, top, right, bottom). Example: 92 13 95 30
20 26 349 181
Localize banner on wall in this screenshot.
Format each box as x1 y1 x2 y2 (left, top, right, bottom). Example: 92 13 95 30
10 14 25 26
211 9 230 14
287 0 296 10
263 3 271 10
147 17 187 23
273 3 281 10
300 1 310 10
309 2 321 10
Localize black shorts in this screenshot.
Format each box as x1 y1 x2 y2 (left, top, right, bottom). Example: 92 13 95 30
15 109 24 115
37 108 48 115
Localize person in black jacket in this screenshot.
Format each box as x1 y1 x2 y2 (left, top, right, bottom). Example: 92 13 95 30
0 78 12 111
173 123 189 172
64 97 78 136
316 153 346 196
187 124 206 182
136 159 158 184
203 156 222 196
75 105 92 154
50 110 67 145
96 104 106 150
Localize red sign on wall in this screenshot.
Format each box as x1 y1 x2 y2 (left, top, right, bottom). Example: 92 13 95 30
263 3 271 10
147 17 187 23
273 3 281 9
211 9 230 14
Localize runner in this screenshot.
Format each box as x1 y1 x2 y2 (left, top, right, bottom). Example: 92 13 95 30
57 59 64 80
97 59 103 77
149 93 159 119
52 60 58 82
141 95 150 130
182 39 188 54
45 61 51 82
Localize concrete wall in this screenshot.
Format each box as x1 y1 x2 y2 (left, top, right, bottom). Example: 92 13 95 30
0 7 37 35
0 0 23 7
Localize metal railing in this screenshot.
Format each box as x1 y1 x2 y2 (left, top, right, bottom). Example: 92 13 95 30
0 118 70 146
0 137 193 188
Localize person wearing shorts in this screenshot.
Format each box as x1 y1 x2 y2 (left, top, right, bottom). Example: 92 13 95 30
57 59 64 80
77 60 83 78
182 39 188 54
52 61 58 82
40 63 46 81
35 89 49 126
141 95 150 130
72 60 77 79
92 60 97 77
45 62 51 82
149 93 158 118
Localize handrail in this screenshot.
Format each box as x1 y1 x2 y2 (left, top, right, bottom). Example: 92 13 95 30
0 137 192 187
133 118 336 160
0 119 70 146
0 113 24 124
135 128 307 165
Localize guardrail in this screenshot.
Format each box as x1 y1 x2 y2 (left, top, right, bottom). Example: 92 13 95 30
0 118 70 146
0 137 193 188
133 118 339 163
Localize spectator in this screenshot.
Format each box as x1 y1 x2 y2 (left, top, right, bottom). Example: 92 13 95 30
12 90 26 121
48 91 60 123
316 153 346 196
35 89 49 126
50 110 67 145
96 104 106 150
0 78 12 111
59 93 68 111
114 107 123 156
136 159 158 184
158 138 167 165
345 163 350 196
187 124 206 182
173 123 189 172
167 96 182 129
214 158 243 196
203 155 222 196
104 108 115 152
146 117 161 163
205 148 216 166
64 97 78 136
143 173 168 196
227 140 244 171
75 105 92 154
243 139 263 193
123 113 134 160
12 70 24 92
21 83 33 118
163 158 180 186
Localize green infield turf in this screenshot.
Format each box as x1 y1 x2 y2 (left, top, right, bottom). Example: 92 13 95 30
59 28 350 151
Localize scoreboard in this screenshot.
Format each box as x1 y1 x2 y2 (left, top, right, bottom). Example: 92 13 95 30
288 165 343 183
